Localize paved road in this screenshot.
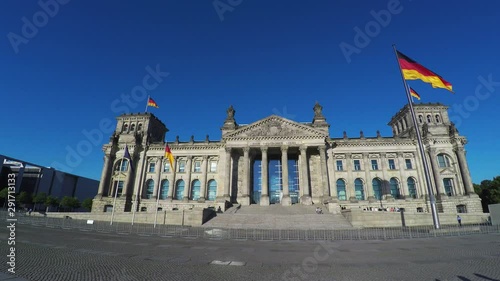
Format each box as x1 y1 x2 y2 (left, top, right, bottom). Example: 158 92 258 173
1 225 499 281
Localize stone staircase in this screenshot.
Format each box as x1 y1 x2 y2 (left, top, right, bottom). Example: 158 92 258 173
202 204 354 230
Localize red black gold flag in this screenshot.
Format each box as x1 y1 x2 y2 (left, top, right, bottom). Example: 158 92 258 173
396 51 453 93
409 87 421 100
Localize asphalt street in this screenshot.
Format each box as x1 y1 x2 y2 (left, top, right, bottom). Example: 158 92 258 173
1 225 499 281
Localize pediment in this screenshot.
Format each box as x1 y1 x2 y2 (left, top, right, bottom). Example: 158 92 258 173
223 115 327 140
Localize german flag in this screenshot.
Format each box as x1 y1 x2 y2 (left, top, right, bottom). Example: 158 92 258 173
164 144 174 170
396 50 453 93
409 87 421 100
147 97 159 108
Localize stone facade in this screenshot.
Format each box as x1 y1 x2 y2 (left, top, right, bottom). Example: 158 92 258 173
92 102 482 218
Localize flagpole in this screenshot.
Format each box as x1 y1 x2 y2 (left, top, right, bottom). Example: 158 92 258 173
392 44 440 229
110 156 124 226
145 95 149 113
153 156 164 228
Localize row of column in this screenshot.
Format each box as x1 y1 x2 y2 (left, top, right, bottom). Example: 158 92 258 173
223 146 324 205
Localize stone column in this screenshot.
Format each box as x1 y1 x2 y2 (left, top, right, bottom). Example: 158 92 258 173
454 147 475 195
299 146 312 205
397 152 409 198
198 155 209 202
97 155 111 196
380 153 392 200
428 148 445 197
318 146 330 203
361 153 374 202
240 147 251 205
260 146 269 205
152 158 162 198
220 147 231 201
183 156 192 201
281 146 291 206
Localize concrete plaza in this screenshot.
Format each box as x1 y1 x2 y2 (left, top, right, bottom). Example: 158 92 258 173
1 225 499 281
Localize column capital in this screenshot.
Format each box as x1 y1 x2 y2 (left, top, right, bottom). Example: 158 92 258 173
186 155 193 160
299 145 307 152
281 145 288 152
397 152 404 158
379 152 386 158
260 146 268 153
202 155 209 160
345 153 352 159
243 147 250 154
362 152 369 158
317 146 326 153
453 146 465 153
225 146 232 153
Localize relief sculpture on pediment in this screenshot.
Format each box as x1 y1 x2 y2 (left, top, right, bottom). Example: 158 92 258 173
245 121 305 137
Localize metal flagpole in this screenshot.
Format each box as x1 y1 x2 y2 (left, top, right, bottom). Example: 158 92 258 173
145 95 150 113
110 157 124 225
392 44 440 229
153 157 164 228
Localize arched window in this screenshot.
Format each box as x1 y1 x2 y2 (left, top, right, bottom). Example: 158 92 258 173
336 179 346 201
160 180 169 200
145 180 154 199
435 114 441 123
372 178 382 200
427 114 432 123
138 123 143 131
407 177 417 198
130 124 136 131
355 178 364 200
437 154 451 167
175 180 184 200
418 115 423 124
122 123 128 132
403 118 408 130
207 180 217 201
390 178 400 199
190 180 201 200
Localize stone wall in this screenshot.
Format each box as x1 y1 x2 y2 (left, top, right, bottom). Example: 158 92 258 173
46 208 214 226
343 209 490 228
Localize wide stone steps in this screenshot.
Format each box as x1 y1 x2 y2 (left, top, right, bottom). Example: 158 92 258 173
202 205 354 230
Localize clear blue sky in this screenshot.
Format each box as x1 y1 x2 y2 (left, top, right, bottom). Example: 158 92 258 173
1 0 499 184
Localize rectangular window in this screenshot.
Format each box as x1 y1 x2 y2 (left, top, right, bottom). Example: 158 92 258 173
443 178 453 196
405 159 412 169
148 162 155 173
179 161 185 173
354 160 361 171
210 161 217 172
194 161 201 172
388 159 396 170
371 160 378 170
336 160 343 171
163 162 170 172
114 181 124 197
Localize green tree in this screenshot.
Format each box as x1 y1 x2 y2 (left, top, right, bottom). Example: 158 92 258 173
81 198 93 211
32 192 47 211
45 196 59 212
60 196 81 212
0 188 8 209
17 191 32 208
474 176 500 212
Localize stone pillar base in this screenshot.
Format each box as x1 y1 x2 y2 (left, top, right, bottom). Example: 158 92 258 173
349 197 358 203
368 196 377 203
260 195 270 206
320 196 332 204
300 195 312 205
197 197 206 203
329 196 339 203
239 195 251 206
182 197 189 202
281 196 291 206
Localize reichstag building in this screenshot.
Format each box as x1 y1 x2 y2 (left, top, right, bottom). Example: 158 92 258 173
92 102 482 216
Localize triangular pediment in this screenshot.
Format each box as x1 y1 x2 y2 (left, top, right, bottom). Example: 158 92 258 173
223 115 328 140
